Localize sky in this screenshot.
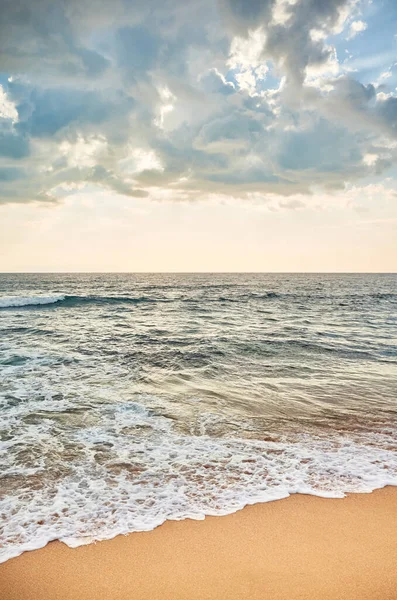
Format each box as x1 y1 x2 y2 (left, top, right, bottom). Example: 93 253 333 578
0 0 396 272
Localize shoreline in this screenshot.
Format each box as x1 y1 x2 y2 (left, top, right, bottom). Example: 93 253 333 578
1 484 395 565
1 486 397 599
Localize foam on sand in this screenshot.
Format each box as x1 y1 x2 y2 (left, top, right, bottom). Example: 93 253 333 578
1 399 396 563
1 487 397 600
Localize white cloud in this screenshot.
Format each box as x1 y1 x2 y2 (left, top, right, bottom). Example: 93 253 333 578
271 0 297 27
0 85 18 122
154 86 176 129
228 28 269 95
234 64 269 95
119 148 164 174
376 91 393 101
347 20 367 40
198 68 235 95
228 28 267 71
379 71 392 81
60 135 108 168
305 46 340 85
362 153 378 166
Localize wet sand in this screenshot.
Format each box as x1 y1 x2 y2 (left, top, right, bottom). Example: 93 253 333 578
1 487 397 600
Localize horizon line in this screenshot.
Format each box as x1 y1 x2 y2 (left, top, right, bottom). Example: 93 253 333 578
1 271 396 275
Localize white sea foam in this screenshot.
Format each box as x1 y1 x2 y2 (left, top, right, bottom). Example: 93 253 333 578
1 400 396 564
0 295 65 308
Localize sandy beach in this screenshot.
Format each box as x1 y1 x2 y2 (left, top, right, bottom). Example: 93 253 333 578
1 487 396 600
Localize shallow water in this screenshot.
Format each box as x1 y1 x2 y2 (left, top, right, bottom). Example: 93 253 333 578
0 273 396 562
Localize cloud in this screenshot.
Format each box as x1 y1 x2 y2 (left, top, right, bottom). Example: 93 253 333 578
0 0 110 81
199 69 236 95
347 20 367 40
0 0 396 206
0 128 30 160
377 95 397 136
194 112 264 152
115 26 160 80
0 166 25 181
0 85 18 121
222 0 360 86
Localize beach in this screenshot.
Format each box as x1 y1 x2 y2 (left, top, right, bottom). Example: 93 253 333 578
1 274 396 596
1 487 396 600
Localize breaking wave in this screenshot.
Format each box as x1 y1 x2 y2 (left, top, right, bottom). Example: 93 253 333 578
0 294 162 309
1 399 397 564
0 295 66 308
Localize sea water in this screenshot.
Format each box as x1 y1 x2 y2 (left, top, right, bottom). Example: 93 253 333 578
0 273 396 562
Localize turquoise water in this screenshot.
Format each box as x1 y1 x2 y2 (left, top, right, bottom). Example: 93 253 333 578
0 273 396 562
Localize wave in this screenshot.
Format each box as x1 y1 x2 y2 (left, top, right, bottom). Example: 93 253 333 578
1 289 395 310
1 402 396 564
0 295 66 308
243 291 279 299
0 293 281 309
0 294 166 309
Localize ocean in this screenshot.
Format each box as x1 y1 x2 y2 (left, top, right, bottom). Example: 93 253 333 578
0 273 396 563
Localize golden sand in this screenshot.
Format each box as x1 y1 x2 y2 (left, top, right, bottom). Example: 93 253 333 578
1 487 397 600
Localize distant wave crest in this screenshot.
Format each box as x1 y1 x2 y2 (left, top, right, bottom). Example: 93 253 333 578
0 294 164 309
0 295 66 308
